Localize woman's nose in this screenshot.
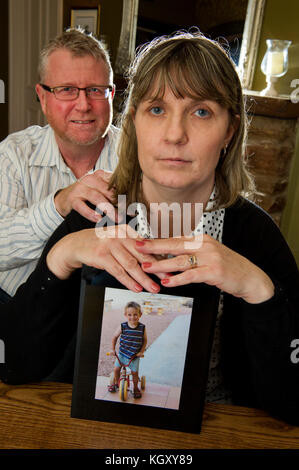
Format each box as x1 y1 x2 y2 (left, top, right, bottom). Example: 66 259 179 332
164 115 188 145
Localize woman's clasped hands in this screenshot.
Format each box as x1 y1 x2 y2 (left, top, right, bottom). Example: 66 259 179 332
46 224 168 294
47 228 274 304
136 234 275 304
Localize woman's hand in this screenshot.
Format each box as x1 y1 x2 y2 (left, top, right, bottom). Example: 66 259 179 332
46 225 167 293
136 234 275 304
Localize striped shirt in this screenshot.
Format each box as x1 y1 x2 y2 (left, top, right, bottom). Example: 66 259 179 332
0 124 119 296
119 322 145 360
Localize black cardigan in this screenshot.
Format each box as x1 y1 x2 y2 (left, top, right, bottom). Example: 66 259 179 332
1 198 299 424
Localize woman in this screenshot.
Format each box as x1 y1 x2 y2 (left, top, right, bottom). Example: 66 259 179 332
1 31 299 423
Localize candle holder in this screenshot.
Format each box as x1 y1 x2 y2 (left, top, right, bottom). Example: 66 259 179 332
260 39 291 97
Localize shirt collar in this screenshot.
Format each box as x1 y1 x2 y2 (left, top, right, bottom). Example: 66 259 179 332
29 124 116 173
135 186 221 238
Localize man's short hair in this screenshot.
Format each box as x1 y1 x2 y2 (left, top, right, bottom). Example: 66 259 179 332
38 27 113 82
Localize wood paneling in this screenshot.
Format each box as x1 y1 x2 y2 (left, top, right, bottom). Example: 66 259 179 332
0 0 9 141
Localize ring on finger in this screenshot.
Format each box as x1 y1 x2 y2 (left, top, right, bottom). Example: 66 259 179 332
188 254 198 268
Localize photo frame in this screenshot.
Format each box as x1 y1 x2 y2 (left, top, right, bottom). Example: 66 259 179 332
71 276 219 434
71 8 100 36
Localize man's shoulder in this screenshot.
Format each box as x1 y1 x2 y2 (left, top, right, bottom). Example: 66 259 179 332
108 124 120 138
0 124 49 146
0 125 52 159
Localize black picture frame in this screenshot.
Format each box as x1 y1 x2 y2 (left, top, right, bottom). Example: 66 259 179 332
71 278 219 434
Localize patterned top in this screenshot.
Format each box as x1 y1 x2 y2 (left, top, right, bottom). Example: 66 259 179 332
119 322 145 360
135 187 232 404
0 124 119 295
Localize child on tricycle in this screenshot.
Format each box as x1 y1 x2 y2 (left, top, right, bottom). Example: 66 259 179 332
109 301 147 399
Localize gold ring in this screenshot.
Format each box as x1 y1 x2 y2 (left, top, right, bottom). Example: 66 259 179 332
188 254 198 268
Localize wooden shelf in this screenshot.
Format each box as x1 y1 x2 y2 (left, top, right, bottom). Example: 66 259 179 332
244 90 299 119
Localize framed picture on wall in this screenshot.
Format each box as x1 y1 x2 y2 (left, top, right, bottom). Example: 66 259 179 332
71 8 100 36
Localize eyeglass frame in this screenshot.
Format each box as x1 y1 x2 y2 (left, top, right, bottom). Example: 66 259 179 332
39 83 114 100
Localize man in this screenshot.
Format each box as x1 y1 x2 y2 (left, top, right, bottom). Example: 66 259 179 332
0 28 119 301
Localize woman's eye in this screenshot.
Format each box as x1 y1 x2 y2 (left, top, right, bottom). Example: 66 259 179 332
195 108 210 118
150 106 164 115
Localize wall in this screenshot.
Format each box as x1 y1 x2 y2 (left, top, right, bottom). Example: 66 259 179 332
0 0 9 141
252 0 299 96
281 126 299 264
63 0 123 68
250 0 299 266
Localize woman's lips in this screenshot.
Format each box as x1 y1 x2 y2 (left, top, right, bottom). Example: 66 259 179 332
159 158 191 165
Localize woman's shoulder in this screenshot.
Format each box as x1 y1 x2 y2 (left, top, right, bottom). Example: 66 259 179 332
225 197 280 233
223 196 295 267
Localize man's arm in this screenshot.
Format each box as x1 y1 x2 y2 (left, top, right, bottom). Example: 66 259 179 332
0 155 116 270
0 209 93 384
0 158 64 269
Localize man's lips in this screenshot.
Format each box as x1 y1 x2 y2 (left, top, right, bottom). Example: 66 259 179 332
70 119 95 124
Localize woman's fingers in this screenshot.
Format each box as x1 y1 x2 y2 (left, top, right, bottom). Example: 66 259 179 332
142 253 199 273
108 243 161 293
135 236 203 255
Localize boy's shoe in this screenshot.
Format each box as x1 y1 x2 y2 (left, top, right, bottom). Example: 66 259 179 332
108 384 118 393
132 389 142 398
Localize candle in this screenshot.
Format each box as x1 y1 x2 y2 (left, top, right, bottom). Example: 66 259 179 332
267 51 284 75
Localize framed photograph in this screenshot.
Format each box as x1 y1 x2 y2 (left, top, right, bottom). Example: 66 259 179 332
71 8 100 36
71 277 219 434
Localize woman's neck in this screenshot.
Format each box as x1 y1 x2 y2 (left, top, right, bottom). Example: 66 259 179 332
141 180 215 238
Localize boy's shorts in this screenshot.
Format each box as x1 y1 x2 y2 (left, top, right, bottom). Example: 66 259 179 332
115 352 140 372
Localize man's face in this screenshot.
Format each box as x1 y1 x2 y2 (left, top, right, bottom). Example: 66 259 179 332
36 49 113 149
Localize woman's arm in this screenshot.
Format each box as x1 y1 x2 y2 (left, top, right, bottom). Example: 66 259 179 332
135 203 299 423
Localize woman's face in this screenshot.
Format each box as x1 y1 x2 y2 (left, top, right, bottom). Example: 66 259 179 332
133 85 235 204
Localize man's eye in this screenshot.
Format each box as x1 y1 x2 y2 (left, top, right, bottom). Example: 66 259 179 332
194 108 210 118
89 87 101 93
58 87 76 94
150 106 164 115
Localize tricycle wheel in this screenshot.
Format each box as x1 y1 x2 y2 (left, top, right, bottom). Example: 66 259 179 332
119 380 128 401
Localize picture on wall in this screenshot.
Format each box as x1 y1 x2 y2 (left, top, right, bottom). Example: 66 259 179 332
71 8 100 36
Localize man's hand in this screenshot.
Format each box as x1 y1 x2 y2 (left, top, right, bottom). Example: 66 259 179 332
54 169 117 223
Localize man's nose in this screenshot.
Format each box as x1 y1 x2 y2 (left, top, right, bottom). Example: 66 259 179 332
74 89 92 111
164 115 188 145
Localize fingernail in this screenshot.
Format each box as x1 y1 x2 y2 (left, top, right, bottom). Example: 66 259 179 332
136 241 145 247
142 262 152 269
151 283 160 292
161 279 170 285
134 284 143 292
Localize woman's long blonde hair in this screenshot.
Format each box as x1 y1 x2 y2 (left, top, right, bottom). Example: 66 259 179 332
110 30 254 209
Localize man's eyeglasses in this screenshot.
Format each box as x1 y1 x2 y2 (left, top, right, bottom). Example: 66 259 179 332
40 84 114 101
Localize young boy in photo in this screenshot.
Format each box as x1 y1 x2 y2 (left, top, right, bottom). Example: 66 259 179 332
109 301 147 398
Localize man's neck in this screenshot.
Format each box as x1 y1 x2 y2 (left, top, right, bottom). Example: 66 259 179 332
57 137 105 179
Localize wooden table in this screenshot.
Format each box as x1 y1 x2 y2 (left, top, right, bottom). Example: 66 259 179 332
0 381 298 450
